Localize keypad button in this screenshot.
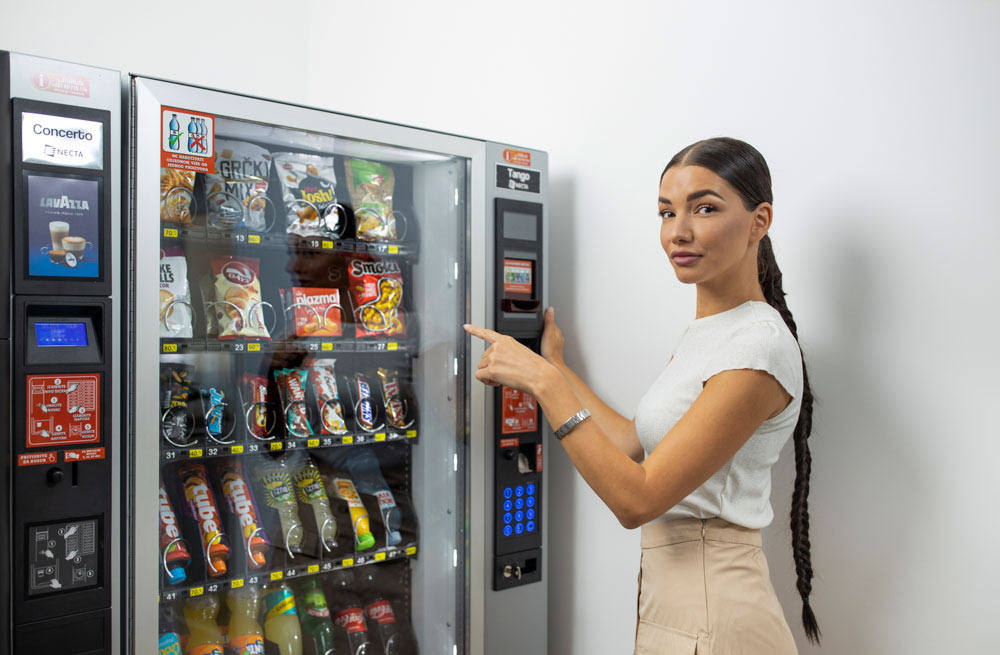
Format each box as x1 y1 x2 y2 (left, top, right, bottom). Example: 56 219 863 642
503 513 513 524
503 487 513 499
527 520 536 532
527 483 536 495
515 510 524 522
514 523 524 535
514 498 524 510
526 496 535 508
515 485 524 497
503 500 513 512
526 508 535 520
503 525 513 537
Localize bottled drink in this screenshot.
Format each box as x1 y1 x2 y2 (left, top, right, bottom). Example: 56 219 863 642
327 473 375 551
256 456 305 553
159 481 191 585
339 448 402 546
187 117 197 153
159 600 186 655
226 584 265 655
357 570 413 655
329 570 373 655
289 452 338 551
262 582 303 655
294 577 337 655
183 593 224 655
168 113 180 151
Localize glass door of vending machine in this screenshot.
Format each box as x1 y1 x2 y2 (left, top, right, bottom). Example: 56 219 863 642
129 77 482 654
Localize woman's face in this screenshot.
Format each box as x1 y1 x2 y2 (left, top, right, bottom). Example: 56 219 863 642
657 165 769 284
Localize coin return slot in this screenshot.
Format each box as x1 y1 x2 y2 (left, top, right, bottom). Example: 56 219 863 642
72 461 79 487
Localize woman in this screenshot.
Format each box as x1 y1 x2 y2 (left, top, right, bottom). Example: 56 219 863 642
464 137 820 654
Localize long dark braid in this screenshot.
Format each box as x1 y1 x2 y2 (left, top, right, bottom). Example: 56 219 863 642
663 137 822 646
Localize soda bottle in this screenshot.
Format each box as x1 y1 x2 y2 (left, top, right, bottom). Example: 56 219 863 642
159 481 192 584
294 576 337 655
169 113 180 151
256 456 305 553
329 570 373 655
262 582 303 655
225 584 265 654
361 586 412 654
187 117 197 153
183 593 224 655
336 448 402 546
327 473 375 551
159 600 186 655
288 452 338 551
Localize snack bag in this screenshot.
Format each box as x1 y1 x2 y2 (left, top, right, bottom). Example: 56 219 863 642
280 287 344 338
159 247 193 338
240 373 271 440
305 358 347 435
160 363 197 446
207 256 271 340
160 168 196 225
343 159 398 242
273 152 340 237
204 140 273 232
377 367 414 430
273 368 314 437
346 256 406 338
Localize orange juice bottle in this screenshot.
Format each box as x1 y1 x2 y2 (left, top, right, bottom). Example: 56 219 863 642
226 584 265 655
182 593 224 655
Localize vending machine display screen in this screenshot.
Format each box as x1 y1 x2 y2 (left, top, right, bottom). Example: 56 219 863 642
25 173 101 279
34 322 89 347
503 212 537 241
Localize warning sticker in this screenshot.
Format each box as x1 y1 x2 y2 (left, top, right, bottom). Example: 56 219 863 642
503 148 531 167
501 386 538 435
503 259 533 295
18 452 57 467
26 374 100 448
161 106 215 173
64 447 105 462
499 437 520 448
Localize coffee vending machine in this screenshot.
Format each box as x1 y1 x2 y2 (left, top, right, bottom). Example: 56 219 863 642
0 52 122 653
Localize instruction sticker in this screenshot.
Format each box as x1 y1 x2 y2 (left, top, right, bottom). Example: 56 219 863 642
26 374 100 448
160 107 215 173
501 386 538 435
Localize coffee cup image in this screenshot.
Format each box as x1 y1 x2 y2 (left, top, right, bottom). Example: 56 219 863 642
49 221 69 250
48 249 67 264
61 236 94 260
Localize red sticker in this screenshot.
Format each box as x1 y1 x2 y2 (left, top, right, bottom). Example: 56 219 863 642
501 386 538 435
64 447 105 462
32 71 90 98
503 259 533 295
18 452 57 467
503 148 531 167
26 374 100 448
499 437 520 448
161 106 215 173
536 443 543 472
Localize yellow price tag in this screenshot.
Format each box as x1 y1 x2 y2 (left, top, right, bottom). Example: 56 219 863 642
387 342 398 351
162 343 178 353
375 433 386 442
342 436 354 445
307 565 319 574
406 429 417 438
231 445 244 454
248 234 261 244
342 558 354 567
189 449 203 458
230 579 244 589
270 442 283 451
307 439 319 448
189 586 204 597
248 342 261 352
163 228 179 238
322 240 333 249
374 552 386 562
321 342 333 351
405 546 417 556
388 245 399 254
270 571 283 581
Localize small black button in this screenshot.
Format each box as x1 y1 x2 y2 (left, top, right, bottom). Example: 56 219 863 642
46 467 64 484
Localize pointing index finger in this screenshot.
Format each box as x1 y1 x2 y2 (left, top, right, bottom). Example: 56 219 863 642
463 323 502 344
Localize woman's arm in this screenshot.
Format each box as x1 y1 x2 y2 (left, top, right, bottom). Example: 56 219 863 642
465 324 789 529
540 308 643 462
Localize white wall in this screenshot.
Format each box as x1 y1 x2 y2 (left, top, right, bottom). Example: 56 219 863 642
4 1 997 652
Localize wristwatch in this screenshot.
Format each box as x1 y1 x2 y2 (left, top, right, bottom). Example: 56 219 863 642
554 409 591 440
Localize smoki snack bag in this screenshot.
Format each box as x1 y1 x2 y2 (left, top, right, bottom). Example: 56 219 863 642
346 256 406 338
280 287 344 338
306 358 347 435
343 159 400 242
273 152 342 237
159 247 193 338
204 140 273 232
207 256 271 340
160 167 196 225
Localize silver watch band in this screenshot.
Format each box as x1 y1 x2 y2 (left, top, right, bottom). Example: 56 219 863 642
554 408 592 440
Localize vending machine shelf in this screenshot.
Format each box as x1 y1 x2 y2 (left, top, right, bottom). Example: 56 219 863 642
160 431 419 464
160 226 419 259
160 336 418 355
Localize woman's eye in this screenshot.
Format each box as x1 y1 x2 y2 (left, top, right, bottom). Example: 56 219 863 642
696 205 716 214
658 209 673 219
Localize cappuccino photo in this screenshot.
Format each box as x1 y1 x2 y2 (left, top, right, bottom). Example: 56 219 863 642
27 174 100 278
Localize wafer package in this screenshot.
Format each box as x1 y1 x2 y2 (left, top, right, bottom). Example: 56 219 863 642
346 256 406 338
273 152 340 237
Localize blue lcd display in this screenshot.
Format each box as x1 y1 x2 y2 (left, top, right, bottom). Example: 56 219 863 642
34 322 88 347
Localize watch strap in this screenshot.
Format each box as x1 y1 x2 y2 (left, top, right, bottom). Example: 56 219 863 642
554 409 591 440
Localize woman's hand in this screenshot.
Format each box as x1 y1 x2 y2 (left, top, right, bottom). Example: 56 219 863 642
540 306 565 368
463 323 558 395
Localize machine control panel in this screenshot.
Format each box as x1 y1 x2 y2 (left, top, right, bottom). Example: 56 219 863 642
28 518 101 597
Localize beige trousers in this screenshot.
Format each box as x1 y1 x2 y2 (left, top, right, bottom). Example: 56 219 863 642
634 517 799 655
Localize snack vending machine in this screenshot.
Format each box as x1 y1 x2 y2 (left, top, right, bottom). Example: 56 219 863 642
129 76 550 655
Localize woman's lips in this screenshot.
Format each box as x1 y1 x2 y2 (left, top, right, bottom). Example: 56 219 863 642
672 254 701 266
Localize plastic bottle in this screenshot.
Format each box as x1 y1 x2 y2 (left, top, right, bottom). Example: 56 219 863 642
294 576 337 655
262 582 303 655
360 577 412 655
256 456 305 553
168 114 180 151
339 448 402 547
187 117 196 153
288 452 338 551
183 593 224 655
328 570 373 655
327 473 375 551
159 600 186 655
226 584 265 655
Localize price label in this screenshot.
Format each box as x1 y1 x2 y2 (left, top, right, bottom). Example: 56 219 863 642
321 342 333 351
231 445 244 454
388 245 399 254
270 571 283 581
162 343 178 353
248 342 261 352
270 442 283 451
375 433 386 442
322 240 333 249
342 436 354 445
374 552 386 562
307 439 319 448
189 586 204 597
307 564 319 574
230 579 244 589
248 234 261 244
387 342 398 351
406 546 417 556
342 558 354 567
406 429 418 439
189 449 203 458
163 228 179 238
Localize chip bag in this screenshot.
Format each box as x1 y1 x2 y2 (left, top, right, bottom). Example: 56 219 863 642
207 255 271 340
160 168 196 225
280 287 344 338
346 256 406 338
159 247 193 338
204 140 272 232
343 158 398 242
273 152 340 237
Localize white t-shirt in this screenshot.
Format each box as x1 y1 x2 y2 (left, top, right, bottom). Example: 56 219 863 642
634 300 804 529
